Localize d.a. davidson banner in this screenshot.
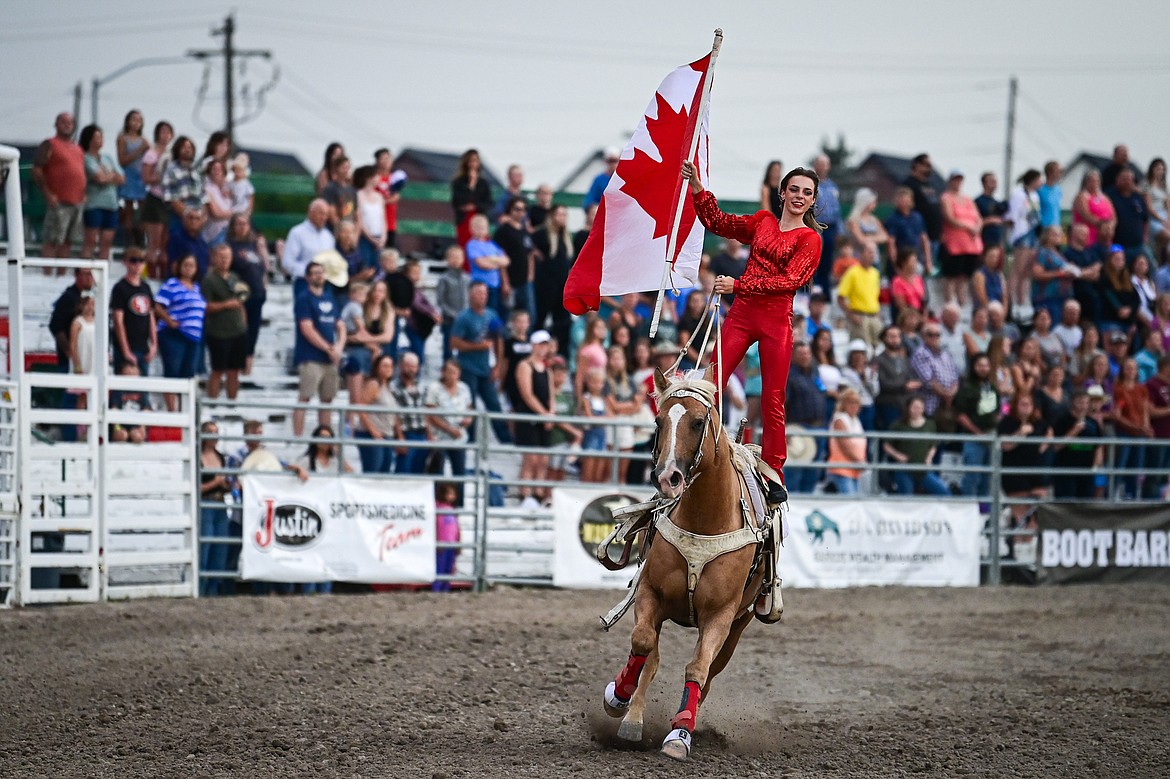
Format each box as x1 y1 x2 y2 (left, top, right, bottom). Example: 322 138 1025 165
1037 504 1170 584
240 474 435 583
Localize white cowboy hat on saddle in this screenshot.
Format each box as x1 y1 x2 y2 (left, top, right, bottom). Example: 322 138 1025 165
785 424 817 464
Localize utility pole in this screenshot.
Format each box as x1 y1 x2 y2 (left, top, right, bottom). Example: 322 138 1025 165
1003 75 1018 201
187 13 270 147
72 82 82 139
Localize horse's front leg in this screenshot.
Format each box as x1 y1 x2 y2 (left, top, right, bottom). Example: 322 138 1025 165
660 603 739 761
615 645 658 742
604 589 663 740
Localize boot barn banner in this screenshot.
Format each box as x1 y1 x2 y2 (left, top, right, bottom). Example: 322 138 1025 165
240 474 435 583
1037 504 1170 584
553 487 654 589
783 499 983 588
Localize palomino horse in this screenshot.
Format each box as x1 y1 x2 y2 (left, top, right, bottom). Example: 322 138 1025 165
600 365 777 761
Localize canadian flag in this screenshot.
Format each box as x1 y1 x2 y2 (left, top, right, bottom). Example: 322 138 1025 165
563 51 713 315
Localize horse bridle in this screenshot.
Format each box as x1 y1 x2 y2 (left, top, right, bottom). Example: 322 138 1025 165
652 388 722 488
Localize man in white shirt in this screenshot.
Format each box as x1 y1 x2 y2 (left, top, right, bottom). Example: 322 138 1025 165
281 199 335 297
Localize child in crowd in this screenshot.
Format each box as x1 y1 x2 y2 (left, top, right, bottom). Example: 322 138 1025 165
229 153 254 216
830 241 859 285
578 366 611 483
433 482 461 592
546 357 584 482
339 282 374 422
404 259 441 362
109 362 150 443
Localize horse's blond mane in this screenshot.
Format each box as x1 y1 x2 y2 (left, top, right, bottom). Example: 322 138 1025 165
655 372 718 410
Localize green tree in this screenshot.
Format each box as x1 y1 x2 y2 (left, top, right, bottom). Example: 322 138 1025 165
816 133 855 171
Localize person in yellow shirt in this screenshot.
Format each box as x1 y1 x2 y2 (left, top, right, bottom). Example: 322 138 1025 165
837 242 882 347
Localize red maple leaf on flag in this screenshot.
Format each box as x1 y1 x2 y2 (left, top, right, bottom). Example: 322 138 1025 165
617 91 702 265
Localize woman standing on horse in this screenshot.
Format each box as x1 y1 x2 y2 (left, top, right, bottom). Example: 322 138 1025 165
680 160 823 505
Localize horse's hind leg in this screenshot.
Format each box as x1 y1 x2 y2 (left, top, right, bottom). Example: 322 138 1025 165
616 645 658 742
700 609 752 706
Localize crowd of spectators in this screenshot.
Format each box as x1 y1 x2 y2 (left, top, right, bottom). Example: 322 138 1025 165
34 110 1170 519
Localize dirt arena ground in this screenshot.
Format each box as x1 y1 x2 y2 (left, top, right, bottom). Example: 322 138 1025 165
2 584 1168 778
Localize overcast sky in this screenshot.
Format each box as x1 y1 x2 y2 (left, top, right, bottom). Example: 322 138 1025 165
4 0 1169 200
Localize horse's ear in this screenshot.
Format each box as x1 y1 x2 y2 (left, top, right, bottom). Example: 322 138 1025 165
653 368 670 394
703 362 716 384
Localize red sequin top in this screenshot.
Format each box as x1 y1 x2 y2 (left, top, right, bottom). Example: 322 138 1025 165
693 190 822 297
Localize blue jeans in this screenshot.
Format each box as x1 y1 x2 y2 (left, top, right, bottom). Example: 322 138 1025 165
1034 298 1065 326
441 320 455 362
960 441 990 497
511 282 536 323
433 549 458 592
427 446 467 478
462 373 512 444
893 470 950 496
1142 443 1170 499
874 402 902 432
355 430 394 474
114 347 151 376
396 428 430 474
787 464 820 494
814 222 838 294
858 405 876 432
1115 433 1145 499
828 474 858 495
200 506 230 597
159 327 201 378
301 581 332 594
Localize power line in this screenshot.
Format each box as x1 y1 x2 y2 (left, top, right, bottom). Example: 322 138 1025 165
278 67 390 141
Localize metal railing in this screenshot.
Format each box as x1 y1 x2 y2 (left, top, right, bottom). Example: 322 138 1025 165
194 396 1170 591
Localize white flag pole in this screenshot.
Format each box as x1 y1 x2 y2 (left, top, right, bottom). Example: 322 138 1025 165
649 27 723 339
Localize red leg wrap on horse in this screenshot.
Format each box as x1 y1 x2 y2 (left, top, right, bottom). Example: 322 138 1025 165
670 681 702 731
614 653 648 701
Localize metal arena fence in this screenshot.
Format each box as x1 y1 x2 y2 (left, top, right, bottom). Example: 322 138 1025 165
197 397 1170 590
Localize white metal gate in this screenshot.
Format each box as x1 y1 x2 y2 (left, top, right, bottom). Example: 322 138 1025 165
3 143 200 604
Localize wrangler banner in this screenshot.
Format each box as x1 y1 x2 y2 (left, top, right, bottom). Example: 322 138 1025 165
1036 504 1170 584
783 499 982 588
240 474 436 583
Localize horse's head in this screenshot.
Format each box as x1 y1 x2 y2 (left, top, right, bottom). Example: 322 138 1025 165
650 365 721 499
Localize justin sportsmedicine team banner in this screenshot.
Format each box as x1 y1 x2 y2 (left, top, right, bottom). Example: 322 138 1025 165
240 474 436 583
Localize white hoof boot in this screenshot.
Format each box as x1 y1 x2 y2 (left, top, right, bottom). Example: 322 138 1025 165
616 718 643 742
660 728 692 761
603 681 630 718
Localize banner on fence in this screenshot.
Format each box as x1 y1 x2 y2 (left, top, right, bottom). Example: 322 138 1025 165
240 474 435 583
782 499 982 588
553 487 654 589
1036 504 1170 584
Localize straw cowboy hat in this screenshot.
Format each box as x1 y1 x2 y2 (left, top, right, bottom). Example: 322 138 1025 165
315 250 349 288
785 424 817 464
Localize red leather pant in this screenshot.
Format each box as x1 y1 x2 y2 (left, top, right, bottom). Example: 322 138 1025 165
710 293 794 481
